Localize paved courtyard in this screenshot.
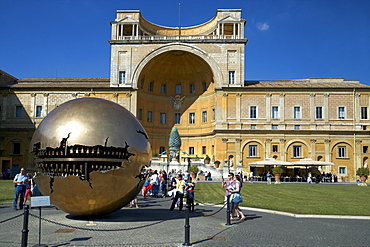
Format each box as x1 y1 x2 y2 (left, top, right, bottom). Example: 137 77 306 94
1 196 369 247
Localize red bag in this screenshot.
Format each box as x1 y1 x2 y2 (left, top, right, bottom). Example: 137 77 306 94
147 183 152 190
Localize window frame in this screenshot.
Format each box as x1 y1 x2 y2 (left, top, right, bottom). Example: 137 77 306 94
249 145 257 157
250 106 257 119
293 106 301 119
175 84 182 94
35 105 43 118
189 83 195 94
147 111 153 123
338 107 345 119
189 112 195 124
361 107 368 120
293 145 301 158
338 146 346 158
174 113 181 124
12 142 21 155
272 106 279 119
15 105 22 118
315 106 323 119
119 71 126 84
339 167 346 175
160 84 167 94
228 71 235 84
160 112 166 124
202 111 207 123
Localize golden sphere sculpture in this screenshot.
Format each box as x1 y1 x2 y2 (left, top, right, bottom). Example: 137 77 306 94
30 97 151 216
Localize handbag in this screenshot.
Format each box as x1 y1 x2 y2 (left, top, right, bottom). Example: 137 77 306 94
231 193 243 204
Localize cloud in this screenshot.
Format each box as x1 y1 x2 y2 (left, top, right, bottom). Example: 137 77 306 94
257 22 270 31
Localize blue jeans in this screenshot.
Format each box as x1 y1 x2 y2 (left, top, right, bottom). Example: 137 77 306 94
13 185 26 209
160 183 167 196
152 184 159 197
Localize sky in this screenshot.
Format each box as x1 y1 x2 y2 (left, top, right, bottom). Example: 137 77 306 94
1 0 369 85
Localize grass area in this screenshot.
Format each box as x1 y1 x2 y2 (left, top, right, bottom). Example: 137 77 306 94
2 180 369 216
0 180 14 203
194 182 370 216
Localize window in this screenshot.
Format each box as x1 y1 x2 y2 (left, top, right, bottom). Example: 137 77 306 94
189 147 194 155
293 146 301 158
339 167 346 175
228 71 235 84
175 84 182 94
138 109 142 120
361 107 368 119
175 113 181 124
249 145 257 157
294 106 301 119
212 108 215 121
189 84 195 94
35 106 42 118
316 107 323 119
160 113 166 124
159 146 165 154
139 79 144 89
15 106 22 118
119 71 126 84
160 84 167 94
272 125 278 129
147 111 152 123
338 146 346 158
251 124 256 129
272 145 278 153
363 146 368 153
189 113 195 124
203 82 207 92
202 146 206 155
250 106 257 118
202 111 207 123
272 106 279 119
148 82 153 92
12 142 21 155
338 107 345 119
294 125 300 130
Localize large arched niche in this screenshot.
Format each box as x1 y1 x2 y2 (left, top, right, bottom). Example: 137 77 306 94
131 44 223 89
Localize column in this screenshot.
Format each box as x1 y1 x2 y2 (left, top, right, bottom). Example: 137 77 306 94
310 93 315 123
126 93 132 112
310 139 316 159
2 93 7 121
266 138 272 158
30 93 36 118
354 93 360 123
236 93 241 121
355 139 362 172
324 139 331 162
235 138 242 168
280 139 286 160
222 93 228 122
324 93 329 123
43 93 49 117
266 93 271 122
280 93 285 122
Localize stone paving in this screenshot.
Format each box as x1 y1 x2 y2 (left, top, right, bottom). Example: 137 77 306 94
1 195 369 247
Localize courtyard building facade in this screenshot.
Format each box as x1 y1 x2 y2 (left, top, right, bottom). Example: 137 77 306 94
0 9 369 182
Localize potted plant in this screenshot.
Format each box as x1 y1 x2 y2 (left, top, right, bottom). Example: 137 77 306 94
214 160 221 168
189 165 199 178
272 166 283 184
204 155 211 164
356 167 369 186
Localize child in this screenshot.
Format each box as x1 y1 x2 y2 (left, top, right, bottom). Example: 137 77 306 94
23 173 33 206
187 177 195 213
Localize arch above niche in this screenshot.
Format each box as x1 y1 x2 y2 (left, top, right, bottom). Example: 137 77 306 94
131 43 223 89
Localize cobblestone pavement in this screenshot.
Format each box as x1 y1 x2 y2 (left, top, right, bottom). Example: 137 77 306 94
1 196 369 247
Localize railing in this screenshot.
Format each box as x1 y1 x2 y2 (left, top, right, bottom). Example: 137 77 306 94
115 34 244 41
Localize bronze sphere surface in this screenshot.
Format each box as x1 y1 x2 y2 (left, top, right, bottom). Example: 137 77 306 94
30 97 151 216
